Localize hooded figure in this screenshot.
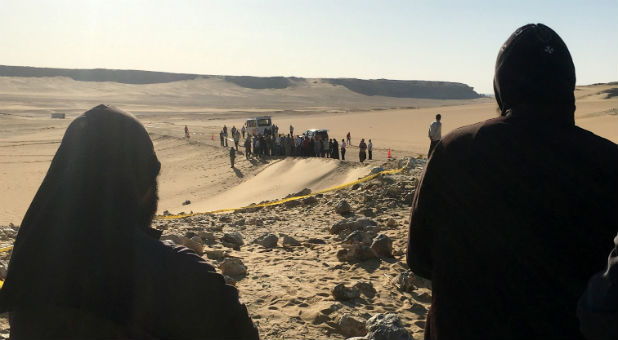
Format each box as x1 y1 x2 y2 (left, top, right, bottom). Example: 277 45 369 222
406 24 617 339
0 105 258 339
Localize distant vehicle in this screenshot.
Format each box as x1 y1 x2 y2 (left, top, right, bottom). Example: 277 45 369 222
304 129 329 141
245 116 272 136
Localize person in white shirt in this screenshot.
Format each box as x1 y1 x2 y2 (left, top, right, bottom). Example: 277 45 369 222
428 114 442 157
368 139 373 160
340 139 346 161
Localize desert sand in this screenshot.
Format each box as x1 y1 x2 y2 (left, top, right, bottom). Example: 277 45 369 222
0 77 615 338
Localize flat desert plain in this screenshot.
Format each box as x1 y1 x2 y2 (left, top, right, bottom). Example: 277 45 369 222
0 77 615 338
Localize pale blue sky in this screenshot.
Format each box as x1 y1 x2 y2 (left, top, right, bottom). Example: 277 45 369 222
1 0 616 93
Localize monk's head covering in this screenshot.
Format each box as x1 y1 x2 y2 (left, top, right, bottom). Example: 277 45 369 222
494 23 576 123
0 105 160 322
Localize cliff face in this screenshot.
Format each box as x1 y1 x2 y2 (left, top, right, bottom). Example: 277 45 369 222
0 65 481 99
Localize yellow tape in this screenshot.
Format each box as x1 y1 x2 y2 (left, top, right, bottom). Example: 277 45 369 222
156 163 407 221
0 245 13 253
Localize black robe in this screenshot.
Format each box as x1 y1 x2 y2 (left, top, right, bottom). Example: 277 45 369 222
0 105 258 339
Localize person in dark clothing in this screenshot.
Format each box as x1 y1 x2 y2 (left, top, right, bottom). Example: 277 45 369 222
244 137 252 159
340 139 346 160
406 24 617 340
219 131 224 147
358 138 367 163
332 139 339 159
0 105 259 339
577 233 617 340
229 147 236 168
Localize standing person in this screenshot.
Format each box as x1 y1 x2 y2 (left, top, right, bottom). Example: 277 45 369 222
346 132 351 145
428 114 442 157
329 139 334 158
340 139 346 161
219 130 224 147
407 24 617 339
229 147 236 168
368 139 373 160
289 124 294 137
332 139 339 159
223 125 228 147
358 138 367 163
244 136 251 159
184 125 190 139
0 105 258 339
241 125 246 139
233 131 240 151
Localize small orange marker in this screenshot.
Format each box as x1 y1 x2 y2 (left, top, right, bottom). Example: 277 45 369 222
387 148 392 159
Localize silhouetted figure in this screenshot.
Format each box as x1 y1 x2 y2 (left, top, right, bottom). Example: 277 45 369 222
184 125 190 139
428 114 441 157
0 105 259 339
407 24 617 339
359 138 367 163
229 147 236 168
340 139 346 160
368 139 373 160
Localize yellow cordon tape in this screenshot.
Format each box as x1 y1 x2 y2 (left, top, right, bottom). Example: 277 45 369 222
0 245 13 253
156 164 407 221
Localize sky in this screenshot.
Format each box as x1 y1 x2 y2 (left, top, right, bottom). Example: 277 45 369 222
1 0 616 94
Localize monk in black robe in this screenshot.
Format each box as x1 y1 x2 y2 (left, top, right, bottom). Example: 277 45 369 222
0 105 259 339
407 24 617 339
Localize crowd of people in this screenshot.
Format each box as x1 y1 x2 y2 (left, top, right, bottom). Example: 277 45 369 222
0 23 615 340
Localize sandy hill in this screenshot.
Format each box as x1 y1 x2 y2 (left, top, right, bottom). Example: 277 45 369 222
0 65 481 100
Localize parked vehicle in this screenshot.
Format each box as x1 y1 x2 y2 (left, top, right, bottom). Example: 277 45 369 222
304 129 329 142
245 116 272 136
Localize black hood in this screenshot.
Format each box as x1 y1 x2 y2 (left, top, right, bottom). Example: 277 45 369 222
494 24 576 123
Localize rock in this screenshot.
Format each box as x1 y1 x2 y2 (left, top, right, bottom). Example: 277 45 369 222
352 183 361 190
253 233 278 248
280 233 301 247
288 188 311 197
302 196 318 205
160 234 185 245
210 223 224 231
223 275 237 286
222 232 244 247
360 208 376 217
0 262 7 280
204 248 225 260
363 313 413 340
218 215 232 223
182 200 191 205
343 231 373 245
219 258 247 276
307 238 326 244
184 236 204 254
370 234 393 257
386 218 398 228
232 219 246 227
338 313 367 337
335 200 352 214
246 217 263 226
332 283 360 301
163 210 171 216
198 231 215 243
337 245 377 262
396 271 415 292
331 217 378 236
284 199 301 208
353 281 377 298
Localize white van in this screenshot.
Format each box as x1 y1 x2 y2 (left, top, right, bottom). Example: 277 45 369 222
245 116 273 136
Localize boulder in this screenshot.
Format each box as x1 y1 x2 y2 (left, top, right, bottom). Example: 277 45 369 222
204 248 225 260
280 233 301 247
338 313 367 337
184 236 204 254
198 231 215 243
343 231 373 246
222 232 244 247
219 258 247 276
353 281 377 298
253 233 278 248
332 283 360 301
363 313 413 340
335 200 352 214
386 218 398 228
337 245 377 262
396 271 415 292
370 234 393 257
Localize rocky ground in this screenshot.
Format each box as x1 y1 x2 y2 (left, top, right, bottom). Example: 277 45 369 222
0 157 431 339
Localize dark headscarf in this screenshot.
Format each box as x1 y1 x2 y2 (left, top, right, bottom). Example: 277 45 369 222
494 23 576 123
0 105 161 325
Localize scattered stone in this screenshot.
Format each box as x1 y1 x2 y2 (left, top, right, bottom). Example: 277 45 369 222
349 313 413 340
198 231 215 243
204 248 225 260
337 245 377 262
219 215 232 223
288 188 311 197
302 196 318 205
353 281 377 298
360 208 376 217
222 232 244 248
332 283 360 301
160 234 185 245
223 275 237 286
386 218 398 228
338 313 367 337
184 236 204 254
343 231 373 245
396 271 415 292
219 258 247 276
284 199 302 208
0 262 7 280
280 233 301 247
335 200 352 214
307 238 326 244
352 183 361 190
253 233 278 248
182 200 191 205
370 234 393 257
246 217 263 226
163 210 171 216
